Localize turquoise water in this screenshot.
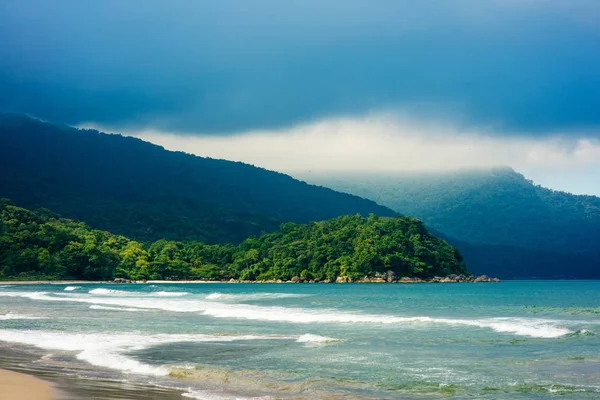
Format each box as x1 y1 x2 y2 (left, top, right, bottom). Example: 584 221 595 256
0 281 599 399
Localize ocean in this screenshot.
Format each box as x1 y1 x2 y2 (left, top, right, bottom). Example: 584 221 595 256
0 281 599 399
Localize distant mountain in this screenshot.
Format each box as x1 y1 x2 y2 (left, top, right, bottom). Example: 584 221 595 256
304 168 600 278
0 115 396 244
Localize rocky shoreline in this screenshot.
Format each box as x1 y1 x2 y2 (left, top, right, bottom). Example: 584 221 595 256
112 273 499 284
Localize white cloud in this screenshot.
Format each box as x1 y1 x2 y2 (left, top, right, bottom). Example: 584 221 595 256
80 114 600 195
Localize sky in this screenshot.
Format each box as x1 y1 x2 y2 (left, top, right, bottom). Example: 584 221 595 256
1 1 600 195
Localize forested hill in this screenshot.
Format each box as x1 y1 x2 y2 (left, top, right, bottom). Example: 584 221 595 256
304 168 600 278
0 200 466 281
0 115 396 244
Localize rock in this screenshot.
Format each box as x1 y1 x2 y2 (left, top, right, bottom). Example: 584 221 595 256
491 277 500 282
323 279 331 283
290 276 301 282
371 277 386 283
335 276 352 283
386 270 397 282
474 275 489 282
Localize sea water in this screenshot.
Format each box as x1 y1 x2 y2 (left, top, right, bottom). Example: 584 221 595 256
0 281 599 399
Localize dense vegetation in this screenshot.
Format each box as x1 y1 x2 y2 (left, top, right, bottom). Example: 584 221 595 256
0 200 465 281
306 168 600 278
0 114 395 244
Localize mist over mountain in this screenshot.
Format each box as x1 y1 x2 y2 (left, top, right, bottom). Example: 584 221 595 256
304 168 600 278
0 115 396 244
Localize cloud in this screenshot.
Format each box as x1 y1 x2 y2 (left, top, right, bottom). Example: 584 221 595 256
85 113 600 195
1 0 599 135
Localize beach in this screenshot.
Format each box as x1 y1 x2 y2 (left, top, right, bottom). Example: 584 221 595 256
1 281 599 399
0 369 53 400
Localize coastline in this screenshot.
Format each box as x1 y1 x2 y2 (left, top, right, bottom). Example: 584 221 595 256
0 280 96 285
0 274 500 285
0 369 53 400
0 350 186 400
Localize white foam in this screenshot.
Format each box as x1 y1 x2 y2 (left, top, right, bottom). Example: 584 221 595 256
154 291 188 297
0 330 295 376
64 286 80 291
89 305 151 312
88 288 133 295
0 312 45 320
296 334 340 343
205 292 309 301
182 390 259 400
88 288 187 297
0 291 575 338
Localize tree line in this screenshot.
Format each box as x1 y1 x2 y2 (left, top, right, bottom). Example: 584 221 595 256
0 199 466 281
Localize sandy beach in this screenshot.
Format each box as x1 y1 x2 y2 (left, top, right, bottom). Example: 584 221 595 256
0 369 53 400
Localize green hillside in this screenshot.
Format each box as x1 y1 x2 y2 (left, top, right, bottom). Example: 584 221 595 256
0 200 466 281
0 115 396 244
305 168 600 278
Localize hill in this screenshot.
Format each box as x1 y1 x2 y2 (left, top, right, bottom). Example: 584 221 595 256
304 168 600 278
0 115 396 244
0 200 466 281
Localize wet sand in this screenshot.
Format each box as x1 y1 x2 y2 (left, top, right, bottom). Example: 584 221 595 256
0 369 53 400
0 348 186 400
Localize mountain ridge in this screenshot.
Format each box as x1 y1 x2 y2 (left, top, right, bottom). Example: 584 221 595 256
303 168 600 278
0 114 397 244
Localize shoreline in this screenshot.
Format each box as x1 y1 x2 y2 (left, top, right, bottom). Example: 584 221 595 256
0 274 501 285
0 280 97 285
0 369 53 400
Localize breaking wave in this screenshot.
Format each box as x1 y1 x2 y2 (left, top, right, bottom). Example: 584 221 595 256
154 291 188 297
88 288 134 296
89 305 152 312
0 312 46 320
0 330 299 376
296 334 340 343
0 291 580 338
87 288 187 297
205 292 309 301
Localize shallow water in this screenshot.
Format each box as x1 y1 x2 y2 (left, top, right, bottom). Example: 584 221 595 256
0 281 599 399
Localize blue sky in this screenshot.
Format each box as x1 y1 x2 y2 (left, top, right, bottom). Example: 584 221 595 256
1 1 599 194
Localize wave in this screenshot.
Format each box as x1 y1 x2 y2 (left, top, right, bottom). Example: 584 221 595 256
89 305 151 312
296 334 340 344
88 288 135 296
0 285 14 288
154 291 188 297
0 312 45 320
64 286 81 291
88 288 187 297
0 330 298 376
205 292 309 301
182 389 255 400
0 291 579 338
